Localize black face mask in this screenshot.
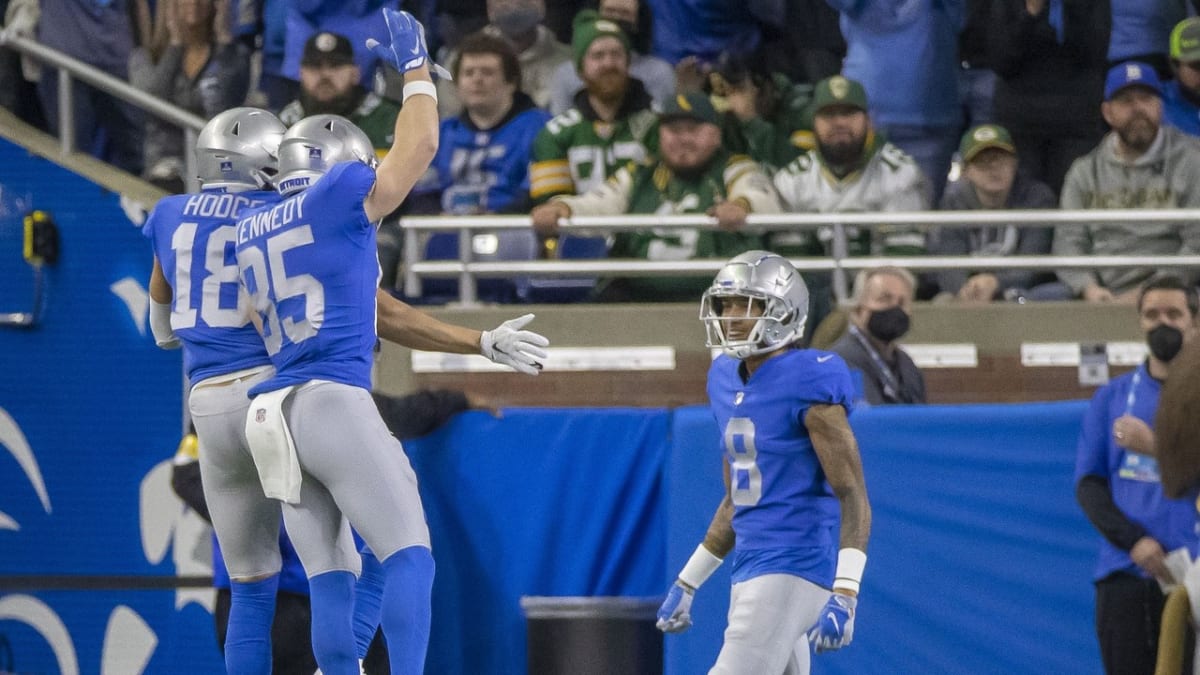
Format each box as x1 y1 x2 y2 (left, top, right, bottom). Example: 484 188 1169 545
613 19 638 38
1147 324 1184 362
865 306 910 343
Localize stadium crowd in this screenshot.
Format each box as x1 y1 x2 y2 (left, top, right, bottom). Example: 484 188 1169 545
2 0 1200 317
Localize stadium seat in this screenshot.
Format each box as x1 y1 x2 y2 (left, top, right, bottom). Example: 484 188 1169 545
417 230 539 304
521 234 608 303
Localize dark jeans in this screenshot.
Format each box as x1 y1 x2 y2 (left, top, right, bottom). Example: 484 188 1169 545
1009 129 1100 197
1094 573 1192 675
37 70 144 175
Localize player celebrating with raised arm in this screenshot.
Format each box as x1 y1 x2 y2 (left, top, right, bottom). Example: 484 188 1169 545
656 251 872 674
232 9 548 675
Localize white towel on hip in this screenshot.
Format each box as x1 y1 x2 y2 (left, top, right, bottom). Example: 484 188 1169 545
244 385 302 504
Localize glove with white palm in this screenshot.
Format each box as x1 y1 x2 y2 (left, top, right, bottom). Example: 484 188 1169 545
364 8 451 79
480 313 549 375
655 581 695 633
809 592 856 653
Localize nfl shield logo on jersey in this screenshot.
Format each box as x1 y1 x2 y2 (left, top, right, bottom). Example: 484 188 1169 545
255 408 266 424
734 392 744 406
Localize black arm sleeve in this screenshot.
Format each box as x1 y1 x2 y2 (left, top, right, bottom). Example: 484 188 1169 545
1075 474 1147 552
371 389 471 441
171 461 212 524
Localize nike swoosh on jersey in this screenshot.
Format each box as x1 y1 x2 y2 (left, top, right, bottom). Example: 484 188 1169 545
817 354 834 363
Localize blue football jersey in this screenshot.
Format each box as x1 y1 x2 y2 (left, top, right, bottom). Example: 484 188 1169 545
707 348 856 586
142 190 279 383
429 103 550 214
234 161 379 396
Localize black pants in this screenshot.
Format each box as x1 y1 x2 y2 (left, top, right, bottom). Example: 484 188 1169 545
1095 573 1193 675
215 588 317 675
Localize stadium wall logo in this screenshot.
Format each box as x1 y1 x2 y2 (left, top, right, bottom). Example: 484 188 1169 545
109 277 149 336
0 407 51 530
0 595 79 675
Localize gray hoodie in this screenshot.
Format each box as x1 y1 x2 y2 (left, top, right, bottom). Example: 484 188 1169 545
1053 125 1200 294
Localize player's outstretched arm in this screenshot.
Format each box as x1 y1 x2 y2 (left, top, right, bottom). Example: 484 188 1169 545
657 464 736 634
806 403 871 653
363 9 439 223
148 257 180 349
375 290 548 375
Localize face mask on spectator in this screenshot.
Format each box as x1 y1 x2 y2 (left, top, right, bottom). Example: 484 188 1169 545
866 306 910 343
1147 324 1184 362
492 9 542 39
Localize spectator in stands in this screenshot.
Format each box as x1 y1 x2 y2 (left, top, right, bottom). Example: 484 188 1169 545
773 75 930 331
0 0 47 130
130 0 251 193
21 0 147 174
436 0 570 117
1074 275 1199 675
1163 17 1200 138
827 0 964 204
280 1 389 100
1054 62 1200 303
528 10 657 203
759 0 845 85
706 50 816 172
930 124 1063 303
958 0 996 129
643 0 769 65
413 32 549 217
279 32 398 138
546 0 674 115
1108 0 1188 79
831 266 927 405
529 92 779 302
988 0 1110 197
255 0 295 111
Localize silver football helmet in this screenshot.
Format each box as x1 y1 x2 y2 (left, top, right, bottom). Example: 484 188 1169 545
195 107 286 191
275 114 378 196
700 250 809 359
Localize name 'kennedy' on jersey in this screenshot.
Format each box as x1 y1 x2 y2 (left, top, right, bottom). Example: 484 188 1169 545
235 193 308 244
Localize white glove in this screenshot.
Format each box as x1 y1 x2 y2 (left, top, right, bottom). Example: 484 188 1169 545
809 593 856 653
655 582 695 633
480 313 549 375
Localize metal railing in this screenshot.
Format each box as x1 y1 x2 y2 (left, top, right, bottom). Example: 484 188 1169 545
0 33 207 192
400 209 1200 305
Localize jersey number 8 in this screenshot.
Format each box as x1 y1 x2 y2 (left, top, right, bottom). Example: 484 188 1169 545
724 417 762 506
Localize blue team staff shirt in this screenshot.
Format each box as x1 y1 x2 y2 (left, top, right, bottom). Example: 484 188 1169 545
1074 362 1200 582
142 190 279 383
707 348 856 587
234 161 380 396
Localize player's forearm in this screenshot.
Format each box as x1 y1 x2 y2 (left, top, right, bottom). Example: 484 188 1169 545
368 67 439 220
375 289 481 353
836 487 871 552
701 497 736 558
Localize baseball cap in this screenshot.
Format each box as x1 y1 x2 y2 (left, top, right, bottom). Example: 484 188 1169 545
959 124 1016 163
1170 17 1200 62
1104 61 1162 101
659 92 719 126
811 75 868 114
302 32 355 68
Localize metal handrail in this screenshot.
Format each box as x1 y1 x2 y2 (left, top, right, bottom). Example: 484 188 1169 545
399 210 1200 304
0 33 207 191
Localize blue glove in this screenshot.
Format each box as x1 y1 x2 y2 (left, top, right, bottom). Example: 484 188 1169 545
364 8 451 79
809 593 856 653
655 582 695 633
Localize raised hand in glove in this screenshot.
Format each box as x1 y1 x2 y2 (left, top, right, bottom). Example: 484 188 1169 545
365 8 451 79
480 313 549 375
655 582 695 633
809 592 856 653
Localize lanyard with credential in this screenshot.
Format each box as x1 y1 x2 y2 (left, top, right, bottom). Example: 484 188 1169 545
1124 368 1141 416
1117 367 1160 482
848 324 902 403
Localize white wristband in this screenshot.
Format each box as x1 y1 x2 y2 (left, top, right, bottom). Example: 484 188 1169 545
150 299 180 348
678 544 724 590
402 80 438 104
833 548 867 594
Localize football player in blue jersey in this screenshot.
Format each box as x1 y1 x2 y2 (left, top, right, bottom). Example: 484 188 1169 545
144 106 290 675
232 9 549 675
656 251 872 674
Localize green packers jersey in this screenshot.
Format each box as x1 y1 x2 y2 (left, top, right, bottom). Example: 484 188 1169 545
529 102 658 203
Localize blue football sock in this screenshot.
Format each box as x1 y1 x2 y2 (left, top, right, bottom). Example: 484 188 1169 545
354 548 385 658
225 574 279 675
308 570 358 675
380 546 435 674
